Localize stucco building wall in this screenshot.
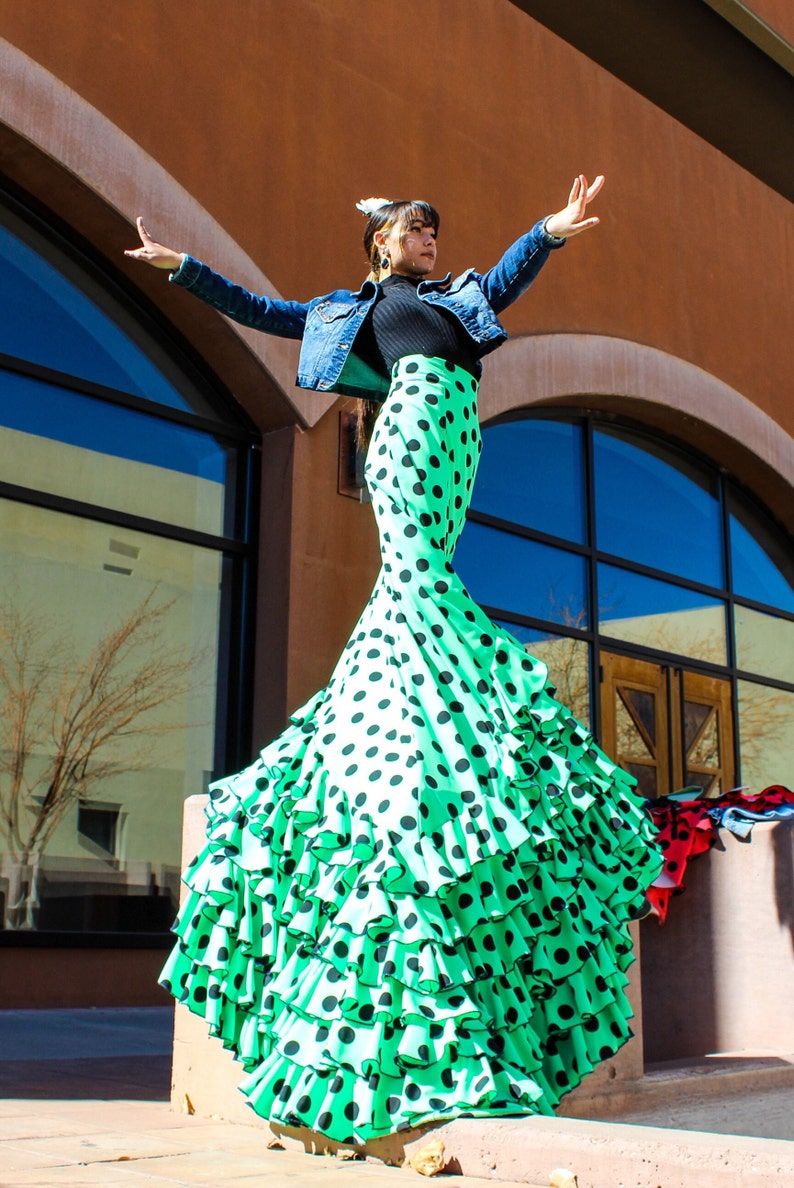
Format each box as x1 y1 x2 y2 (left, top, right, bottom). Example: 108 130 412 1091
0 0 791 442
0 0 791 1018
740 0 794 48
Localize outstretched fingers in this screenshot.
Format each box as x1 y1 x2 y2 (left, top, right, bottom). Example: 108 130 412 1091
123 217 183 270
572 174 604 232
124 216 152 261
545 173 605 238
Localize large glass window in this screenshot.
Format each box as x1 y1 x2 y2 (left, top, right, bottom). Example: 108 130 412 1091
597 563 727 665
593 427 724 586
0 371 237 536
737 680 794 794
456 522 588 627
469 419 586 542
0 207 218 415
0 190 257 936
458 414 794 794
728 488 794 613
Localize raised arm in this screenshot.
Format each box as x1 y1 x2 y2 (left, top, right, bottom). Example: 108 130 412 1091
479 174 604 314
124 216 309 340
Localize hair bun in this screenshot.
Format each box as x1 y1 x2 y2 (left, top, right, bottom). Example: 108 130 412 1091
355 197 393 217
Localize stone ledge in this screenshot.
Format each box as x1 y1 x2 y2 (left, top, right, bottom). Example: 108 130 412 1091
268 1114 794 1188
416 1115 794 1187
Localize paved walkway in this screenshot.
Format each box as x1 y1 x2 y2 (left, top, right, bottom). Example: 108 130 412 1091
2 1008 793 1187
0 1009 541 1187
1 1098 549 1187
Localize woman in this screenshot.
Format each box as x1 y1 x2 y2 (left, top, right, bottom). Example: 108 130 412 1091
126 179 661 1144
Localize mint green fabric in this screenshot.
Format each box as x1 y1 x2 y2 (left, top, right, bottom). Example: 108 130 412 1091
336 347 390 400
161 355 662 1144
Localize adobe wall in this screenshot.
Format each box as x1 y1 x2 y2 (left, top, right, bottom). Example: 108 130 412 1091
744 0 794 47
0 0 791 442
641 819 794 1062
287 404 380 714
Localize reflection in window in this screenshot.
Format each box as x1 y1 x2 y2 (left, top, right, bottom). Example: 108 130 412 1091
458 414 794 794
734 605 794 684
470 419 585 542
0 370 232 536
594 428 723 587
78 803 120 856
0 500 220 932
598 563 727 664
0 213 217 416
0 192 253 936
738 680 794 793
729 489 794 613
456 521 588 627
494 619 591 729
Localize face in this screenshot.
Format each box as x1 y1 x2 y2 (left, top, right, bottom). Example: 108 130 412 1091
376 216 437 277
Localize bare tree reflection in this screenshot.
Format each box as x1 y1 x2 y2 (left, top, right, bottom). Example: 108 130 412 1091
0 591 197 928
524 598 590 726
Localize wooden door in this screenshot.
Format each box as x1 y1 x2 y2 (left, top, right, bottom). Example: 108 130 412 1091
601 653 669 799
601 652 734 798
673 670 735 797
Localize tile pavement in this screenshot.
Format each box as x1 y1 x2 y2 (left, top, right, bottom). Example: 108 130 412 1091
0 1009 541 1187
2 1008 794 1188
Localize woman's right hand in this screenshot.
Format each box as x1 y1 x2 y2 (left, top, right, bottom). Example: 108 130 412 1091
124 216 184 271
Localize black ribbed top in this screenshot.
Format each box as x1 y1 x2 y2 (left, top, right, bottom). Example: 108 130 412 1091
353 274 482 381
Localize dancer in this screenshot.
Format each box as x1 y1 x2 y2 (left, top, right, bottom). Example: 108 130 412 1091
126 178 661 1144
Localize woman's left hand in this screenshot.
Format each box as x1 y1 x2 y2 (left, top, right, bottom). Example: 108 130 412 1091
544 174 605 239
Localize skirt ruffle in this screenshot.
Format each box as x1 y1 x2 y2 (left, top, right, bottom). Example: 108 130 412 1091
161 355 662 1143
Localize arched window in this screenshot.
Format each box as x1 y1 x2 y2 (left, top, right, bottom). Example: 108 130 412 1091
0 187 259 934
457 414 794 798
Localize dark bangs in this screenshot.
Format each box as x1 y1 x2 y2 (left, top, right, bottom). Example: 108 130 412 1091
394 200 440 237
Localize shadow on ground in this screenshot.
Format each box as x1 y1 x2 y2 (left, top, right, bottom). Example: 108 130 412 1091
0 1007 173 1101
0 1054 171 1100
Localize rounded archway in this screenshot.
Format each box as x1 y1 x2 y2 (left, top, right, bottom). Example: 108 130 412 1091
481 334 794 535
0 36 334 431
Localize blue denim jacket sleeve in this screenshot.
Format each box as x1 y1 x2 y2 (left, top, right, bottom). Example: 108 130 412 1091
478 218 565 315
169 255 309 340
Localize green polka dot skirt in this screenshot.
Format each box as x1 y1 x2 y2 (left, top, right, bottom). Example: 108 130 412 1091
161 354 663 1144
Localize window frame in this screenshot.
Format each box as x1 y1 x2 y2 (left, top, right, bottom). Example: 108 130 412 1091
464 408 794 788
0 183 261 946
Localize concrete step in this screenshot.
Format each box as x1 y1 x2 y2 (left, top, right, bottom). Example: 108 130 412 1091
366 1113 794 1188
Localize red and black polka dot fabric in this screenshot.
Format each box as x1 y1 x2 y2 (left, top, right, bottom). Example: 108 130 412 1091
647 785 794 923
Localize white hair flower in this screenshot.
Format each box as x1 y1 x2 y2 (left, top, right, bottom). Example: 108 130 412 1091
355 197 393 217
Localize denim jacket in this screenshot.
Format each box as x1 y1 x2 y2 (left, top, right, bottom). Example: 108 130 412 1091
170 218 565 399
